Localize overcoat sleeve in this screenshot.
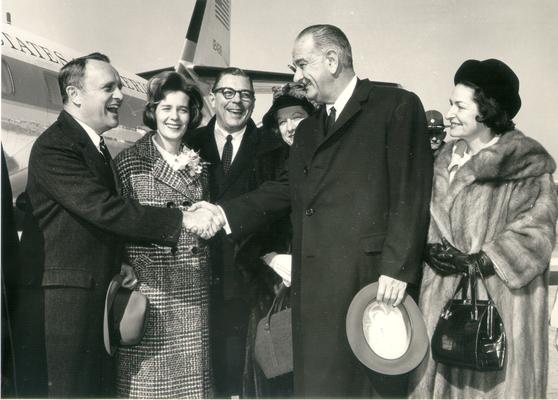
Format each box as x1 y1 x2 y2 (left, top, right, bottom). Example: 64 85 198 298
30 135 182 246
483 174 558 289
220 170 291 241
380 92 433 283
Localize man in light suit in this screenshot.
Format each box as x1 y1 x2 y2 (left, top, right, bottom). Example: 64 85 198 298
193 25 433 397
18 53 220 397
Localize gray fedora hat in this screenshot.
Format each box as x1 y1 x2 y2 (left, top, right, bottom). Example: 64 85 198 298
103 274 149 356
346 282 428 375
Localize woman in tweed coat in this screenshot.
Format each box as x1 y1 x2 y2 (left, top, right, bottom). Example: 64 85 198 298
114 72 213 398
409 59 558 398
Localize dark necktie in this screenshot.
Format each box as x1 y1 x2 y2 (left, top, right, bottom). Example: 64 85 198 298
222 134 233 174
99 136 116 191
99 136 112 162
325 106 336 136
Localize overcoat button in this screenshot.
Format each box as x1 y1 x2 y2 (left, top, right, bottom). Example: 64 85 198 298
166 201 175 208
305 208 315 216
303 166 309 175
182 200 192 207
191 246 199 255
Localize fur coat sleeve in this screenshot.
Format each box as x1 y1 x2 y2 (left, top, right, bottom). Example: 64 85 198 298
484 173 558 288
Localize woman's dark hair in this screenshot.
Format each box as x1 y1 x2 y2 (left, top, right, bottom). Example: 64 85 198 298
143 71 203 131
461 80 515 135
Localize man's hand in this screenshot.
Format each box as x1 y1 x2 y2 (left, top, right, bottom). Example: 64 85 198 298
376 275 407 307
183 202 225 239
120 262 138 289
261 252 292 287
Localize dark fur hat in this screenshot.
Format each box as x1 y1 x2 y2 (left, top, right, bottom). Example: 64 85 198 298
454 59 521 118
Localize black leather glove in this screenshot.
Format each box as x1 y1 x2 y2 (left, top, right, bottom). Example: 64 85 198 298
425 242 467 276
440 238 495 276
425 239 496 277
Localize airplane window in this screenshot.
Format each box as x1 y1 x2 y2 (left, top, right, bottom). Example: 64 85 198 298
1 60 15 95
43 71 63 107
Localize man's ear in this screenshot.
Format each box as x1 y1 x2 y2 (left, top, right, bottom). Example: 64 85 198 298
209 91 216 109
325 49 340 74
66 86 81 106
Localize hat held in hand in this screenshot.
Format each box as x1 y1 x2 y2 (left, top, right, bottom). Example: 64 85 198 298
103 274 149 356
346 282 428 375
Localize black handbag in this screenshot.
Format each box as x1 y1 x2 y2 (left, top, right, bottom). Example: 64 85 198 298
431 266 506 371
254 284 293 379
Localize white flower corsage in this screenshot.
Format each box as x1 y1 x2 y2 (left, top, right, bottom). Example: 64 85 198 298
174 147 209 177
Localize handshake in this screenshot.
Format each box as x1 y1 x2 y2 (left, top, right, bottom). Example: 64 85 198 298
182 201 227 239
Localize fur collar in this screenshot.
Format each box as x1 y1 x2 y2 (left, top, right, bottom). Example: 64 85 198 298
437 130 556 182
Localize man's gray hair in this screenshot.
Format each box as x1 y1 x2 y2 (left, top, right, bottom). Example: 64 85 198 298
297 24 353 68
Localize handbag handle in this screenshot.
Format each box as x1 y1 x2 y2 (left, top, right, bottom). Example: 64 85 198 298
264 283 288 331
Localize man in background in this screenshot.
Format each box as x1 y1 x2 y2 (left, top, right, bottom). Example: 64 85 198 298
188 67 283 397
425 109 447 156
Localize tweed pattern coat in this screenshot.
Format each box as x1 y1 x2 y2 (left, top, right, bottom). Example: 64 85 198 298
114 133 213 398
409 130 558 398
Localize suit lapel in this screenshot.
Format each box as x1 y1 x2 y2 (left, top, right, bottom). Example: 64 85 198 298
326 80 367 138
217 122 258 197
300 81 371 202
60 111 117 192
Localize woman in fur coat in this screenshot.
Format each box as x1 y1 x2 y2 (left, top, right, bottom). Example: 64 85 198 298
409 59 558 398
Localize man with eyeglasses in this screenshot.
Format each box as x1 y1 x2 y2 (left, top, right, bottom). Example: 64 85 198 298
188 67 284 397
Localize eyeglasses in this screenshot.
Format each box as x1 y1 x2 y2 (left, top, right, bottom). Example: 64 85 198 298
213 87 254 101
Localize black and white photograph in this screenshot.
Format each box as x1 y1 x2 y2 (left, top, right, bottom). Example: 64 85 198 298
1 0 557 398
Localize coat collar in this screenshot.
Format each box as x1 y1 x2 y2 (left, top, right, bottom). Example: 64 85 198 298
300 79 373 163
134 132 201 200
430 130 556 243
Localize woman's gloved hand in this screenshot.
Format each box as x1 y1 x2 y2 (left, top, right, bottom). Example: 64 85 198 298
425 238 495 277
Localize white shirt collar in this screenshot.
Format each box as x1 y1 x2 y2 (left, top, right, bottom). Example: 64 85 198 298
214 120 247 140
448 136 500 181
326 75 358 120
214 120 246 161
74 116 102 152
152 135 184 171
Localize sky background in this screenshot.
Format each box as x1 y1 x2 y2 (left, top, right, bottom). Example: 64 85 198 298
3 0 558 157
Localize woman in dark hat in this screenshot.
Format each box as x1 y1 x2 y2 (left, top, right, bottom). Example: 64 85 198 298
409 59 558 398
238 84 314 397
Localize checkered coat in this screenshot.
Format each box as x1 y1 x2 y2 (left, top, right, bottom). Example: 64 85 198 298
113 133 213 398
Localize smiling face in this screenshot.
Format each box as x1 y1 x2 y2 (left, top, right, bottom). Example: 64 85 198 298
291 34 334 103
154 90 191 145
446 83 485 140
276 105 309 146
73 59 123 134
210 74 255 133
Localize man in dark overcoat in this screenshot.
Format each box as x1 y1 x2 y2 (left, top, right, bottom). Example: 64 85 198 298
18 53 218 397
195 25 433 397
187 67 284 397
